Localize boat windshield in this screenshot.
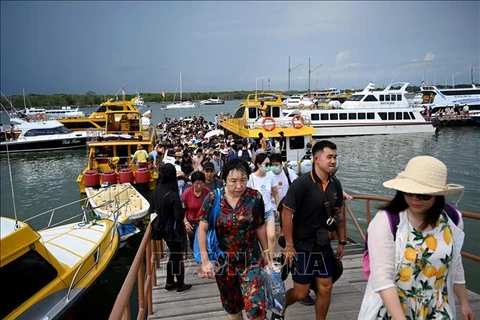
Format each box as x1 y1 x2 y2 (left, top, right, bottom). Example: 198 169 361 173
347 95 364 101
24 126 72 136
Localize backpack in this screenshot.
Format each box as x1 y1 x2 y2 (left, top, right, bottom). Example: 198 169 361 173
238 149 252 162
362 203 460 280
227 150 237 161
193 188 225 264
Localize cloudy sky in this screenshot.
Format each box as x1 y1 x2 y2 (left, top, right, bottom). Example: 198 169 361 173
1 1 479 95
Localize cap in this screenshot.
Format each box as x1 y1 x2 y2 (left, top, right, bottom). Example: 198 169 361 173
203 161 215 171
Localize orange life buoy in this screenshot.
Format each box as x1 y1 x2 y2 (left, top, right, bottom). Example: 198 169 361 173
291 114 305 129
261 117 276 131
298 103 305 109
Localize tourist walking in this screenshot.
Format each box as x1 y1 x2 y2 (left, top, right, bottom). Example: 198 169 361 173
152 163 192 294
358 156 475 320
197 158 271 320
278 140 346 320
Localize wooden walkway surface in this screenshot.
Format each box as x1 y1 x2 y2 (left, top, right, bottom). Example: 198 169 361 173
149 244 480 320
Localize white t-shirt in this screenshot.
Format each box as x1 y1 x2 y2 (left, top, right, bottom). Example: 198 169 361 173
271 167 298 199
247 171 276 212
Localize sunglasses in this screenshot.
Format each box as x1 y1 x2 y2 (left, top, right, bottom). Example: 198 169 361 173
403 192 433 201
263 163 271 167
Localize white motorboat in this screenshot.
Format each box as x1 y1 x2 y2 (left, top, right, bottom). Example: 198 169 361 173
24 106 85 120
283 94 315 109
341 82 412 110
165 72 199 109
200 97 225 105
133 93 149 108
84 182 150 223
0 118 90 153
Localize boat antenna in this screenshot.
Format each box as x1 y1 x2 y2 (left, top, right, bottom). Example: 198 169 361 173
1 118 20 228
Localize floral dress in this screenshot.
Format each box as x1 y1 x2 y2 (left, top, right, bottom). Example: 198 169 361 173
377 212 454 319
198 187 266 319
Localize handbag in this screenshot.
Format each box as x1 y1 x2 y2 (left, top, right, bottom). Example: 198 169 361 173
329 244 343 283
193 188 225 264
316 181 340 232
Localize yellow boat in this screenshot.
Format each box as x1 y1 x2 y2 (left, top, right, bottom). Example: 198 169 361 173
220 92 315 165
76 108 159 193
58 97 140 132
0 213 119 320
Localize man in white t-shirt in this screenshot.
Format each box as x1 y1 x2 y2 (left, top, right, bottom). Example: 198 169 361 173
270 153 298 200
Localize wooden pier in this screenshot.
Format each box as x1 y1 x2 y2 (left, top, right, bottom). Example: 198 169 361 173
149 243 480 320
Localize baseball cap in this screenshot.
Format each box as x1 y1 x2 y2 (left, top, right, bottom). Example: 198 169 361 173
203 161 215 171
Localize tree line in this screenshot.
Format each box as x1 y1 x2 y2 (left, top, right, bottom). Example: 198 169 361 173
1 84 475 109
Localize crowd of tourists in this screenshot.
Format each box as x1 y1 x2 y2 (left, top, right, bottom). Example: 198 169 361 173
149 117 476 320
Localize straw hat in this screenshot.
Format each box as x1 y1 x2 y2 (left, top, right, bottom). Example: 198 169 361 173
383 156 464 195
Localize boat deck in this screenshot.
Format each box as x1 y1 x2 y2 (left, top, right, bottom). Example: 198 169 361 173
149 243 480 319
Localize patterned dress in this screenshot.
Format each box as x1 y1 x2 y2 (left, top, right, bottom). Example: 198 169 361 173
377 212 454 319
198 187 266 319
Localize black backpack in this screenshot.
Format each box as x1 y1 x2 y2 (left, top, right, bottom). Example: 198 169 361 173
238 149 251 162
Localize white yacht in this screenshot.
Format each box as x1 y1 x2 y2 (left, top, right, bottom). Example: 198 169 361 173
414 84 480 113
165 101 198 109
200 97 225 105
132 94 148 108
1 119 90 153
24 106 85 120
283 94 315 109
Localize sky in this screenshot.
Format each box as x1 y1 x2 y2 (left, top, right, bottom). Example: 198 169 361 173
1 1 479 95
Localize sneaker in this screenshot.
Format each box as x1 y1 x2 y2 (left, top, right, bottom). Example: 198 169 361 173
271 313 284 320
176 284 193 294
164 283 177 292
299 294 315 306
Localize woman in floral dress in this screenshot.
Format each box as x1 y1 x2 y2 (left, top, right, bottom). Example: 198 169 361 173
358 156 475 320
197 158 271 320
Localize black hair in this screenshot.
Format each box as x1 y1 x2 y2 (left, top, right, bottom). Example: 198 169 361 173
222 158 251 181
258 132 264 139
269 153 283 164
378 191 445 230
190 171 206 184
253 153 269 168
311 140 337 155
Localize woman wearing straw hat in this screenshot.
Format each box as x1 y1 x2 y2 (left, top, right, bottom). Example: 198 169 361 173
358 156 475 320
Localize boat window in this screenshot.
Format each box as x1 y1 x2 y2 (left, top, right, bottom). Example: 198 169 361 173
364 95 378 102
409 112 415 119
391 95 396 101
354 95 364 101
349 113 357 120
55 126 72 134
321 114 329 121
271 107 280 118
0 250 58 319
397 94 402 101
379 112 387 120
403 112 411 120
24 130 37 137
388 112 395 120
347 95 364 101
396 112 403 119
330 113 338 120
248 107 257 119
385 95 391 102
339 113 347 120
234 107 245 119
379 95 385 101
358 113 366 120
441 89 480 96
367 112 375 119
311 114 319 121
289 136 305 150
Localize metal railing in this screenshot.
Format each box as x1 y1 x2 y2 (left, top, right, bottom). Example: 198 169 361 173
108 195 480 319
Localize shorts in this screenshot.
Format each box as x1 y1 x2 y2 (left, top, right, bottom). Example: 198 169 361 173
291 249 333 285
264 209 275 222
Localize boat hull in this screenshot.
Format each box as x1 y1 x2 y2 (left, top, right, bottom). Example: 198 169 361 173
0 136 88 153
311 122 436 137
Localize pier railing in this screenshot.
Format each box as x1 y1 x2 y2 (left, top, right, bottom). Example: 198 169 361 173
108 195 480 319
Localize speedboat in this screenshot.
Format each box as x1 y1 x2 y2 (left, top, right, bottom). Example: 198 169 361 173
200 97 225 105
283 94 315 109
219 92 315 173
76 108 159 194
84 183 150 223
414 84 480 114
0 210 119 319
133 93 149 108
0 118 89 153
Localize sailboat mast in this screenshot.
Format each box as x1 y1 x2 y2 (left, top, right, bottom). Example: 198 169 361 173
180 72 182 102
23 89 26 109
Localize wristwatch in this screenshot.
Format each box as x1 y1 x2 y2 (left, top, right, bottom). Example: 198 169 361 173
338 240 347 246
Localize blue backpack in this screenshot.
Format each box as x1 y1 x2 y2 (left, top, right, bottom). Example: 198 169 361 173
362 203 460 280
193 188 225 264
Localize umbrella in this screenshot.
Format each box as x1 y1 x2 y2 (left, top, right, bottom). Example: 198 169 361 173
204 129 224 139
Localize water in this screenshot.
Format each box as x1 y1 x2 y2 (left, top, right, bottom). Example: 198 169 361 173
1 103 479 317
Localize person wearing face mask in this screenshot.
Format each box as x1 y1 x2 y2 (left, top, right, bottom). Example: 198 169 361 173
247 154 280 261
